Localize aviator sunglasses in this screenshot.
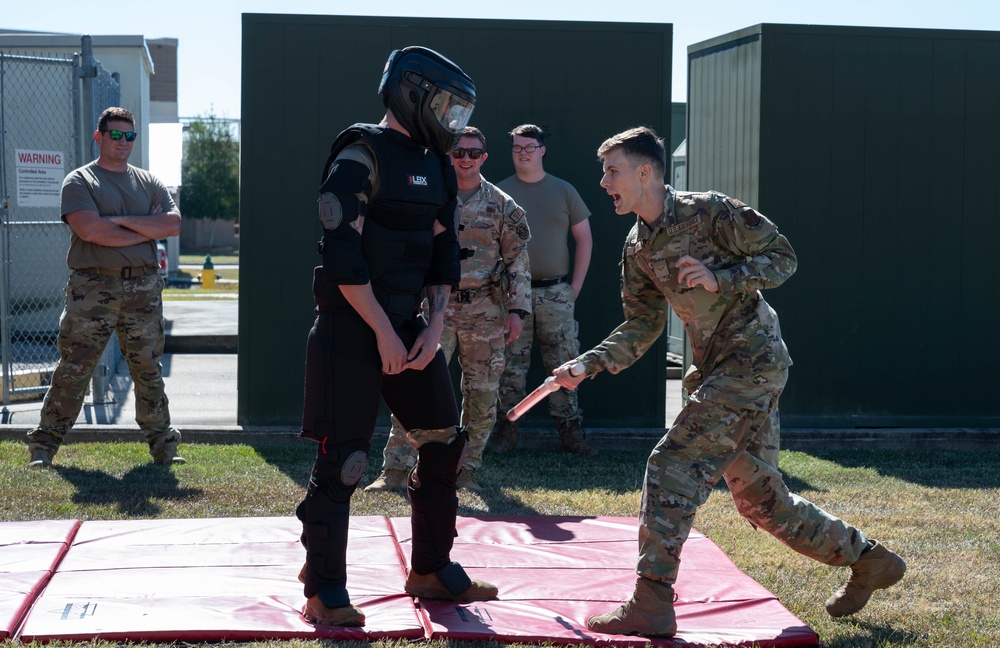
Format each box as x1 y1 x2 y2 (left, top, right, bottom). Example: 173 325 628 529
452 147 484 160
101 129 138 142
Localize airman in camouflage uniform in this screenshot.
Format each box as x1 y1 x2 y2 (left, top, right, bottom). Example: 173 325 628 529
551 127 905 637
27 107 184 468
367 127 531 492
494 124 594 455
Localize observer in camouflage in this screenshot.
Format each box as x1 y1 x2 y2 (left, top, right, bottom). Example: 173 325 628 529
26 107 183 467
376 134 531 485
551 126 904 635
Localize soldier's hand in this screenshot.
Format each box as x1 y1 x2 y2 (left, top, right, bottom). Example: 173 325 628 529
551 360 587 391
676 255 719 293
376 332 409 375
403 327 439 371
503 313 523 344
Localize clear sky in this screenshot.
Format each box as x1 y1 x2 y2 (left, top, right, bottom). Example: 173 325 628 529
3 0 1000 120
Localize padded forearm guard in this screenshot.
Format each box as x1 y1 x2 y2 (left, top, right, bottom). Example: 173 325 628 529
425 229 461 288
319 227 369 285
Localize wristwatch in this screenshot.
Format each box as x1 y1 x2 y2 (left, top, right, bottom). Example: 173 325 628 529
508 309 528 320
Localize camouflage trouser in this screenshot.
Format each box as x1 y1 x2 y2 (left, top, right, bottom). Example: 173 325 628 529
638 383 869 584
498 281 581 423
27 271 173 450
382 292 505 471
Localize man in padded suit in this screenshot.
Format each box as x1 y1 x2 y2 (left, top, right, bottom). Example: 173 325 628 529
296 46 499 627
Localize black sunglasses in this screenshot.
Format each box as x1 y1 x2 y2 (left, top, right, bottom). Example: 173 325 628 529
102 129 138 142
452 147 484 160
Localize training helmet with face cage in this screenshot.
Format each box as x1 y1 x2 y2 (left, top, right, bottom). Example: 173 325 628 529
378 46 476 155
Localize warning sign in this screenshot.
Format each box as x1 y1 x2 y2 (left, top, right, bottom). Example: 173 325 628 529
15 149 65 208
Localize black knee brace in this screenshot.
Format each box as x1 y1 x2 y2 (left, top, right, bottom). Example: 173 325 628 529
409 429 466 575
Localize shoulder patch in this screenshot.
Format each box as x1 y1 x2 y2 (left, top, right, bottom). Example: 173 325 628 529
516 223 530 240
740 208 763 229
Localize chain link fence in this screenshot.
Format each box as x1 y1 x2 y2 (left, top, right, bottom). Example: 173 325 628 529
0 36 121 410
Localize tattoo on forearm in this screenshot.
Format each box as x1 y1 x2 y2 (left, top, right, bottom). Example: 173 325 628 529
428 285 449 314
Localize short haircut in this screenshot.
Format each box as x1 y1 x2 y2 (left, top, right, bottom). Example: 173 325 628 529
461 126 486 147
98 107 135 131
597 126 666 179
508 123 546 145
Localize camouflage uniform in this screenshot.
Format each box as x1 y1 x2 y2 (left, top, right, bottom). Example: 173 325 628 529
496 173 588 428
28 271 174 451
28 160 178 458
498 283 581 422
577 187 868 585
380 176 531 472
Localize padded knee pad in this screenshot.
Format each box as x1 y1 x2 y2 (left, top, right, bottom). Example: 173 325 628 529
308 439 370 503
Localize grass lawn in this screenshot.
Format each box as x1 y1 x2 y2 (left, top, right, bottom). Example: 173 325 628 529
179 253 239 265
1 441 997 647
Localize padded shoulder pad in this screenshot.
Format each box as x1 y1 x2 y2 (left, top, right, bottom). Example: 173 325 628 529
319 158 371 196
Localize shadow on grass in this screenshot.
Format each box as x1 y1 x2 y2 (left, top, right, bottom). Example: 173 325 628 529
249 440 316 489
55 464 203 516
798 447 1000 489
245 437 999 507
821 619 924 647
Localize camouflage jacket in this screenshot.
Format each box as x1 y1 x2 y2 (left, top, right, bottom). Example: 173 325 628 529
580 186 797 411
454 176 532 313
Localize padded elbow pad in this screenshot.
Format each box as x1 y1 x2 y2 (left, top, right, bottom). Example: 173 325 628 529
320 228 369 284
426 232 460 287
318 158 370 230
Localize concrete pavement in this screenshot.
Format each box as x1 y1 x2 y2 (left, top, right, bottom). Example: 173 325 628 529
1 300 246 440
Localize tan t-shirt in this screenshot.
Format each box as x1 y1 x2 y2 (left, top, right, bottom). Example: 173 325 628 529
497 173 590 280
60 161 175 269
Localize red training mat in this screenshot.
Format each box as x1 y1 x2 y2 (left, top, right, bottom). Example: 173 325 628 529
16 516 423 643
391 515 818 647
0 519 80 640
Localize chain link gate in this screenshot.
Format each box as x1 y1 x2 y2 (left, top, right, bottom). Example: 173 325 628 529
0 36 121 411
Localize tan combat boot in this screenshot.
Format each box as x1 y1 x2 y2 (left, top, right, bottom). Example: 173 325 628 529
302 595 365 627
588 577 677 637
404 569 498 602
363 468 408 492
488 417 519 453
150 442 186 465
825 540 906 617
456 467 483 492
557 419 597 456
27 443 56 469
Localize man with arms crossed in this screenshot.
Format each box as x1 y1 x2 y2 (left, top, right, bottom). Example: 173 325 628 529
27 107 184 468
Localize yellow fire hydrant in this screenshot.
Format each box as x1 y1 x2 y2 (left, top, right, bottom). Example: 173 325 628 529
201 254 216 289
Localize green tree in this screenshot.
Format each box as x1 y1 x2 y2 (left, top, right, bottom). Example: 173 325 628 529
180 114 239 224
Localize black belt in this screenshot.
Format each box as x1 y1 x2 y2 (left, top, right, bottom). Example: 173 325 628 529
531 275 567 288
453 288 481 303
78 266 157 279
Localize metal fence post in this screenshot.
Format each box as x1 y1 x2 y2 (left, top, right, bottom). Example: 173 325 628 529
0 40 121 409
0 52 10 408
